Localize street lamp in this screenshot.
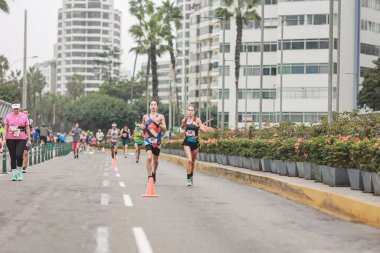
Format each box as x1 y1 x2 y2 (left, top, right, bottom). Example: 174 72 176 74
9 55 38 68
189 42 202 119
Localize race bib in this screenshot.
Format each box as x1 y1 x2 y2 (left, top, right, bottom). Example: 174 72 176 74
186 130 195 136
150 137 158 144
13 130 20 137
122 133 127 137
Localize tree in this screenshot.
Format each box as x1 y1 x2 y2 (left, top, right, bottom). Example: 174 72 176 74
66 74 85 100
215 0 260 129
0 82 21 102
65 93 138 131
27 66 46 117
358 58 380 111
99 77 145 102
158 0 182 126
93 45 122 82
129 0 168 102
0 0 9 14
0 53 9 82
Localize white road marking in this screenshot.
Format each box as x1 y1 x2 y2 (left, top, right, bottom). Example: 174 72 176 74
102 180 109 187
123 194 133 207
116 173 120 177
96 227 109 253
128 153 135 156
115 168 119 171
100 194 109 205
133 227 153 253
119 182 126 188
104 172 109 177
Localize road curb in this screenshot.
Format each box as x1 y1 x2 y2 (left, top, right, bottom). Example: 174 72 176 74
161 153 380 229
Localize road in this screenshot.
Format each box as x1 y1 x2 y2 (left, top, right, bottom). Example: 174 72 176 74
0 150 379 253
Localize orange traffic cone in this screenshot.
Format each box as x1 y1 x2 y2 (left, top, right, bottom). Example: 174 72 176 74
142 177 159 197
111 159 116 169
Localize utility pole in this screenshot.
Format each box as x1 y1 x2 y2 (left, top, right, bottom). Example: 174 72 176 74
244 42 249 129
280 16 284 122
336 0 341 112
328 0 334 123
221 18 226 130
22 10 28 108
259 1 264 129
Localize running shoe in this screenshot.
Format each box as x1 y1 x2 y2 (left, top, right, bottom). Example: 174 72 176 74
152 172 156 183
186 178 192 187
17 172 23 181
190 176 193 186
11 174 17 181
136 159 139 163
124 154 127 158
22 169 26 173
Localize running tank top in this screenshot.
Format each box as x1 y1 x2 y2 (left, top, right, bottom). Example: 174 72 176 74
144 114 161 147
184 117 199 143
110 129 119 143
121 129 129 139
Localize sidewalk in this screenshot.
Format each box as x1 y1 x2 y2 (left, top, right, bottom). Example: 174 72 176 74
161 153 380 229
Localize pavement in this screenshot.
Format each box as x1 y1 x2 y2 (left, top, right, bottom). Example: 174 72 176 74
0 150 379 253
161 153 380 229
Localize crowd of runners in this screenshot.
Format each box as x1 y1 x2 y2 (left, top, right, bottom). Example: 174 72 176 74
1 100 214 186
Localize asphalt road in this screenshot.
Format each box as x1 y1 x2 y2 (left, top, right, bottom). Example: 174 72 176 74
0 150 379 253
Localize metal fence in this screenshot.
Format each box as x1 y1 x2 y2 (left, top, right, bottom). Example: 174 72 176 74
2 142 72 174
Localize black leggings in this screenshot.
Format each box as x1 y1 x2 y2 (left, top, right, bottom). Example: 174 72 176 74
6 139 26 169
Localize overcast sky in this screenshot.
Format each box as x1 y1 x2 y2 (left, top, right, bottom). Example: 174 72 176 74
0 0 164 75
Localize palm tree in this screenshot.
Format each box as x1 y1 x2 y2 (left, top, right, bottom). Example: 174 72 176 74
27 66 46 118
215 0 260 129
158 0 182 126
66 74 85 100
129 0 168 102
0 0 9 14
0 54 9 81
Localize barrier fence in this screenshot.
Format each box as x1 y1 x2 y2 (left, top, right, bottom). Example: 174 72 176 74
2 142 72 174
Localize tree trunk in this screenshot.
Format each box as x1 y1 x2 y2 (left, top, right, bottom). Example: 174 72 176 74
150 44 159 102
145 55 151 114
168 39 181 126
235 13 243 130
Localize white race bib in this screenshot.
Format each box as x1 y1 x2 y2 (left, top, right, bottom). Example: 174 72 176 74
150 137 158 144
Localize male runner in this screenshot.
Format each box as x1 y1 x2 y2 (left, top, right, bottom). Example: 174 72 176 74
140 100 166 183
70 123 82 159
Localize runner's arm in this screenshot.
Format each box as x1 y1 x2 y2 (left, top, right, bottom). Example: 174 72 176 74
159 115 167 132
140 115 146 130
180 118 186 129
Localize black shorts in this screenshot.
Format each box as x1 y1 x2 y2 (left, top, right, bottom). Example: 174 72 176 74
182 139 200 151
145 145 160 156
110 142 118 149
40 136 47 143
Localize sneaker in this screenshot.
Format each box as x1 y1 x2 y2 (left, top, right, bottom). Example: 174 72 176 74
152 172 156 183
17 172 23 181
11 174 17 181
190 176 193 186
136 160 139 163
124 154 127 158
22 170 26 173
186 178 192 187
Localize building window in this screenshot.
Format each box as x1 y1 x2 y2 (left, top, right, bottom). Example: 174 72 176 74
218 89 229 100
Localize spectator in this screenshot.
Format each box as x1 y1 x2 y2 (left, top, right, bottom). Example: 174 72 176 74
33 127 40 144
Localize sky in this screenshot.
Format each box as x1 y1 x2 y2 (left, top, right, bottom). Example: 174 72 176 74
0 0 164 75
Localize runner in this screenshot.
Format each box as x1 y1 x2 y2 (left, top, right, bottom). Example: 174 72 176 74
3 102 31 181
96 129 104 150
22 108 33 173
120 124 131 158
180 105 209 186
0 117 4 154
106 123 120 161
132 123 144 163
140 100 166 183
69 123 82 159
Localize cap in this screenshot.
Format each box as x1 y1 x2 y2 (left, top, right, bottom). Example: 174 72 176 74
12 103 21 109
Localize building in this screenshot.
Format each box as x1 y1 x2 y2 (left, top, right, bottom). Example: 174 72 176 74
56 0 121 94
185 0 219 122
141 60 172 105
176 0 193 115
35 60 57 94
193 0 380 128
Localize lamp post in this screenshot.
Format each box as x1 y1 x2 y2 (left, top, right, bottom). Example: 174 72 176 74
328 0 334 123
244 42 250 129
259 0 264 129
22 10 28 108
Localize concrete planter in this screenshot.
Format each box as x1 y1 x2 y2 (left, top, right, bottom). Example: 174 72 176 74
172 149 179 156
208 153 216 163
320 166 350 187
314 165 324 183
286 162 298 177
260 159 272 172
215 154 224 164
371 172 380 196
347 168 364 190
270 160 278 174
198 152 206 161
222 155 228 165
296 162 305 178
238 156 244 168
250 158 262 171
228 155 239 167
275 160 287 176
303 162 316 180
361 171 374 193
161 148 168 153
178 150 185 157
242 157 251 169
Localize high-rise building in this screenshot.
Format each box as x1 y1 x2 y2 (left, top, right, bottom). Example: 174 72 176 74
184 0 380 128
56 0 121 94
35 60 57 95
